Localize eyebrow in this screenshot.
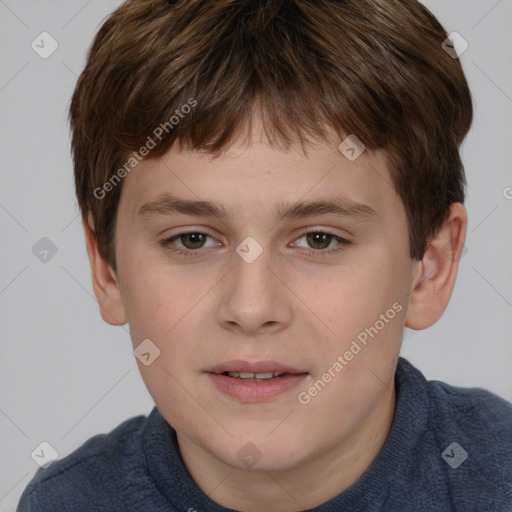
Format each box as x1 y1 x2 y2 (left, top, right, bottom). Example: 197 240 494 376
137 194 378 223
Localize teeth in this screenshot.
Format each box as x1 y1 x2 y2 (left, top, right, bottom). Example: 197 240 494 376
255 372 274 379
227 371 284 380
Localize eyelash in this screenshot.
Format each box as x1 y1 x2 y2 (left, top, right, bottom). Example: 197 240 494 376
160 229 352 258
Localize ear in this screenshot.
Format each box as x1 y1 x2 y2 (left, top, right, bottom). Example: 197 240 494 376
405 203 467 330
82 213 127 326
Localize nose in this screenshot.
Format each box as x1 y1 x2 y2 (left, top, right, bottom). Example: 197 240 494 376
216 244 293 337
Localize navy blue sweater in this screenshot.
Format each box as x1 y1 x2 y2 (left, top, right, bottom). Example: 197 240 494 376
17 358 512 511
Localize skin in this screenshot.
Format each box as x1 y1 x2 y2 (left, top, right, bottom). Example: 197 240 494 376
84 122 467 511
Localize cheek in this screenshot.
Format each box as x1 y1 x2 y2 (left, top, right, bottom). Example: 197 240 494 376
318 258 405 342
123 270 209 422
119 259 218 393
118 252 209 342
296 267 406 434
137 357 209 442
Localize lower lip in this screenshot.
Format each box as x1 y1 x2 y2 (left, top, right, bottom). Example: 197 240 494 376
207 373 308 402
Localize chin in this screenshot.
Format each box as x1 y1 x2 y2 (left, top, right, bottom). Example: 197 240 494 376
214 433 312 473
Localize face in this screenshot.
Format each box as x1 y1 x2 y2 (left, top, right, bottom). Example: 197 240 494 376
112 128 418 472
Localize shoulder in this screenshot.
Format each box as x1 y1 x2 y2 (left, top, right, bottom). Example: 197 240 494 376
423 367 512 507
426 375 512 447
398 358 512 444
392 359 512 510
17 413 150 511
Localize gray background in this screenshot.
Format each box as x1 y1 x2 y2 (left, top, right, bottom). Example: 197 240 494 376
0 1 511 510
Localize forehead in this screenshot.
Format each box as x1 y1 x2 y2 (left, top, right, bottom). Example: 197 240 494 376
118 132 400 226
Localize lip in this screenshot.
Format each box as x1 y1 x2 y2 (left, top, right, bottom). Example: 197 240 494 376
206 360 308 402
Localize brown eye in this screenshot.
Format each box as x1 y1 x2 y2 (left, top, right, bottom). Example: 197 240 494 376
180 233 207 249
306 232 333 249
290 231 352 256
161 230 221 255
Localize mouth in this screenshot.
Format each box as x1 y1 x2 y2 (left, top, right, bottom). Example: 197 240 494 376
206 360 308 402
217 370 291 382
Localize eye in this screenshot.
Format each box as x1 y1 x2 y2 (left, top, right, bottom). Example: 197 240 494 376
305 232 334 250
161 231 220 254
290 230 352 255
160 229 351 258
176 232 209 249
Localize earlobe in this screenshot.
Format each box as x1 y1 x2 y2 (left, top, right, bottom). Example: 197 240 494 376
82 214 127 326
405 203 467 330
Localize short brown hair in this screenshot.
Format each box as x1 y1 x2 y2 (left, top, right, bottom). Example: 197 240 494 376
70 0 472 269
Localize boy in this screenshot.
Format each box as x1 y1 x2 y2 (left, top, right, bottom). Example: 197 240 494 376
18 0 512 510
